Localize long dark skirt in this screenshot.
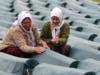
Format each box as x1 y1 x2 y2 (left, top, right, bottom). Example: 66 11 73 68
48 43 71 56
1 47 32 58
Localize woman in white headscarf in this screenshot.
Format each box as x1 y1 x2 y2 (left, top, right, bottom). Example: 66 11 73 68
0 11 49 58
40 7 71 56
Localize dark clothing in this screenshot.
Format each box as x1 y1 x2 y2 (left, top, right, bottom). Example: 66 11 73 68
1 47 32 58
48 43 71 56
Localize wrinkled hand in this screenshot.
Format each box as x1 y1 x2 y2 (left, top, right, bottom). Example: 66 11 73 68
51 36 59 44
34 47 46 53
55 36 59 44
42 42 50 49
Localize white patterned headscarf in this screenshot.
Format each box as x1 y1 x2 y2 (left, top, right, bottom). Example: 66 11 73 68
50 7 64 38
13 11 36 46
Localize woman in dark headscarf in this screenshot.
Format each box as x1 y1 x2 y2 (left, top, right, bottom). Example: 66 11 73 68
40 7 71 56
0 11 49 58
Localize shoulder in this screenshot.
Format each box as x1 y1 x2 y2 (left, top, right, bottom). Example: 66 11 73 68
42 21 50 28
9 26 19 32
60 21 70 31
62 21 70 28
8 26 23 35
31 23 37 29
44 21 50 25
63 21 70 26
31 23 39 32
2 26 22 40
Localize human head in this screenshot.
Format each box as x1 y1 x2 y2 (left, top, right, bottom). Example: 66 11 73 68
50 7 63 26
18 11 32 31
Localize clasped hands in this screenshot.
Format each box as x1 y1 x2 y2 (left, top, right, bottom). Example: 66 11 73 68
51 36 59 45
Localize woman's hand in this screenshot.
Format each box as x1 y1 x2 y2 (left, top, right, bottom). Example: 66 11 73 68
34 47 46 53
51 36 59 44
55 36 59 44
42 41 50 49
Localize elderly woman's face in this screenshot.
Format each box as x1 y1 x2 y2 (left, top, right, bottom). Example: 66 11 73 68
22 17 31 31
51 16 60 26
